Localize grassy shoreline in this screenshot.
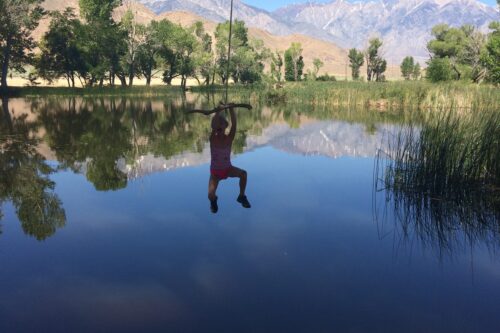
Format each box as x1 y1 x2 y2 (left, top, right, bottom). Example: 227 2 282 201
2 81 499 113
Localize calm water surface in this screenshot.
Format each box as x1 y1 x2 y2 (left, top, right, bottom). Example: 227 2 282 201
0 96 499 333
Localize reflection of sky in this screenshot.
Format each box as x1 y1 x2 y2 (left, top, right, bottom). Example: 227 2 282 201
1 146 500 332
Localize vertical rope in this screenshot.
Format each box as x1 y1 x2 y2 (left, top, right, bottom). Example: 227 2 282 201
224 0 234 104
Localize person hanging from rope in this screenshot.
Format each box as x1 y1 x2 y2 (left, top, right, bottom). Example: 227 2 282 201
207 106 251 213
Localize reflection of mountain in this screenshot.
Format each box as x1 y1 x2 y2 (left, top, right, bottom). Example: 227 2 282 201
247 121 392 159
120 121 393 179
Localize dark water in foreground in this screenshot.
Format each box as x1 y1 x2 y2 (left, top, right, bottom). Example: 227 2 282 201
0 96 499 333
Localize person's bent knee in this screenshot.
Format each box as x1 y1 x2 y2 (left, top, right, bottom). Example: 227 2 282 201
241 170 247 178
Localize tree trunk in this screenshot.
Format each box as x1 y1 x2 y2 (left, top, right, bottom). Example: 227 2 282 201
119 75 127 87
146 75 151 86
293 60 298 82
451 63 461 80
128 66 134 87
1 37 12 88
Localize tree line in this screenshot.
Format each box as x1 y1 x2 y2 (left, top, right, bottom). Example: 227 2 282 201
0 0 333 89
2 0 498 87
347 1 500 85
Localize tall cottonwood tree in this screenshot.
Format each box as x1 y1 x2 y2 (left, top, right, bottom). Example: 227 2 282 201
121 9 145 86
0 0 44 88
284 42 303 81
400 56 416 80
270 51 283 82
365 38 386 82
481 22 500 84
78 0 125 86
348 48 364 80
37 8 84 87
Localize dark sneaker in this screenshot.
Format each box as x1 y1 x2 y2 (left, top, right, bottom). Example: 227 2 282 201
210 197 218 213
237 195 251 208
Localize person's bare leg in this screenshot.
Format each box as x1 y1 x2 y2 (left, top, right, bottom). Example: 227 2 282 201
208 175 220 213
228 166 250 208
208 175 219 200
228 166 247 196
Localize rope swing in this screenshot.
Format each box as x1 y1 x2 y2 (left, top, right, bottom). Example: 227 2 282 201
187 0 252 115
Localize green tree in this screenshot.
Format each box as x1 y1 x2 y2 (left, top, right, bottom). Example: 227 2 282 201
412 63 421 80
312 58 324 79
284 49 294 81
36 8 84 87
270 51 283 83
400 56 415 80
297 55 304 81
348 48 364 80
215 20 248 84
481 22 500 84
463 28 487 83
79 0 121 23
214 20 266 84
78 0 125 87
426 57 453 82
120 9 146 86
426 24 486 82
191 21 214 85
0 0 44 88
136 22 162 85
237 38 269 83
365 38 386 82
284 42 303 81
154 20 198 88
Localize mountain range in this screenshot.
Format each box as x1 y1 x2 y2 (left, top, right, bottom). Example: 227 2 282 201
136 0 499 63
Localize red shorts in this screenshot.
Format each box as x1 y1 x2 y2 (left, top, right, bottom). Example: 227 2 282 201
210 168 231 180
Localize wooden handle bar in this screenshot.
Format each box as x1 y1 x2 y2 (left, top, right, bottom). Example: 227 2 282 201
187 103 252 115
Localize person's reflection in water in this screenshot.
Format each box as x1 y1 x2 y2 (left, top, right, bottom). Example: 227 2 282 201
208 107 250 213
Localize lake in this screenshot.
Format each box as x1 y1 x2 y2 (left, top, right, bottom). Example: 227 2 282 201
0 95 499 333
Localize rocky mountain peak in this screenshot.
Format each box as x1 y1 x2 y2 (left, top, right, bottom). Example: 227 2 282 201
135 0 499 63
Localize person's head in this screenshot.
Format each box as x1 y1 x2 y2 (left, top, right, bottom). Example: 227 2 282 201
211 113 228 132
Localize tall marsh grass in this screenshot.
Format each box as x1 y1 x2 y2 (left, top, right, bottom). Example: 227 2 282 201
374 105 500 254
279 81 500 111
374 107 500 256
382 109 499 194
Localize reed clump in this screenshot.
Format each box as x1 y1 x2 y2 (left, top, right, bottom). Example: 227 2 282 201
384 109 499 194
375 107 500 255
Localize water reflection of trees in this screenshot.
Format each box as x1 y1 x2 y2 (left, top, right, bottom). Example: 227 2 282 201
34 95 277 185
32 94 407 190
0 97 66 240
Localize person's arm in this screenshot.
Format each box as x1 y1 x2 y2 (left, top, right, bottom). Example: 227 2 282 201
228 107 237 139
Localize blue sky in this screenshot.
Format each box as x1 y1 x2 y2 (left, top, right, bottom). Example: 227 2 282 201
243 0 498 12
